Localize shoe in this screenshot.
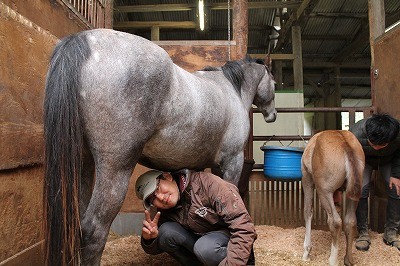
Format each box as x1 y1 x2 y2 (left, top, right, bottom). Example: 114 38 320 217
383 198 400 251
355 232 371 251
383 228 400 251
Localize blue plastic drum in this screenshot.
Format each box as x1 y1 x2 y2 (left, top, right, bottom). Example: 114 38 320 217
260 146 304 180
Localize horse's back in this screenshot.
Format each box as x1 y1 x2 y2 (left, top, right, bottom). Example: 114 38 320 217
303 130 364 191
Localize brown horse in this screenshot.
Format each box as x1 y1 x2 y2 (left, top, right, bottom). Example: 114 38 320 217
301 130 365 266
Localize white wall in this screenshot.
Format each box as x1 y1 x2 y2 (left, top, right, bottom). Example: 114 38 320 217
253 92 306 165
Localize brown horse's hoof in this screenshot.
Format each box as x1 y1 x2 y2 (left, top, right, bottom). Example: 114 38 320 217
355 236 371 251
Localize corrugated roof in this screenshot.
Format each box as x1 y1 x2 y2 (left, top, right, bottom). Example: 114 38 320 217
113 0 400 104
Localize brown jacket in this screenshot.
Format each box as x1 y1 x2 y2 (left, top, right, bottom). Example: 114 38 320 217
141 170 257 265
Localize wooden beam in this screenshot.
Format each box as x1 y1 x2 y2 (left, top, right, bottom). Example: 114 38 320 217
114 1 302 13
308 12 367 18
302 34 353 40
273 0 320 52
114 21 197 29
250 53 295 60
331 10 400 62
304 74 325 97
302 61 370 68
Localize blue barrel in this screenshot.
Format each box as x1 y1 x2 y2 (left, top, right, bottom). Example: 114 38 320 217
260 146 304 180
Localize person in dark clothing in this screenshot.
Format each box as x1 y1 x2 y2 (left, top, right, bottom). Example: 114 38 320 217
349 113 400 251
135 169 257 266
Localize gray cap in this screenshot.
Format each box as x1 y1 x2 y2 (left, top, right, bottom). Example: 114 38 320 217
135 170 163 210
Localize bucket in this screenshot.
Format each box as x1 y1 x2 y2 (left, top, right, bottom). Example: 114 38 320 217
260 146 304 180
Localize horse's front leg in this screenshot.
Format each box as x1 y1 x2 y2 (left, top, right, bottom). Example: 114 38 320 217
219 153 244 187
80 163 134 265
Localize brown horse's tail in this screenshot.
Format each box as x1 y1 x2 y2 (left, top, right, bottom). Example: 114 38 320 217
344 148 364 201
43 33 89 265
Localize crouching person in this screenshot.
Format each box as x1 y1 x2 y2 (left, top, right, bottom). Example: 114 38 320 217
135 169 257 266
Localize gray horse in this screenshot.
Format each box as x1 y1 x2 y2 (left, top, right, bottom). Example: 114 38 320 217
43 29 276 265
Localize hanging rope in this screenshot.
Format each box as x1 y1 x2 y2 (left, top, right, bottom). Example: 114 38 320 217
227 0 231 61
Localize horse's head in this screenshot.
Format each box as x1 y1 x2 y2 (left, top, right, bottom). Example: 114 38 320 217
253 55 277 123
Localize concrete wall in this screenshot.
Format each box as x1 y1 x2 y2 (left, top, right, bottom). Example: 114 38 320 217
253 92 306 166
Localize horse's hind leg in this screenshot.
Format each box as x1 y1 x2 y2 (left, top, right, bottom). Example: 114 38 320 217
343 198 358 266
80 155 137 265
302 171 314 261
219 152 244 186
80 145 95 216
319 192 341 266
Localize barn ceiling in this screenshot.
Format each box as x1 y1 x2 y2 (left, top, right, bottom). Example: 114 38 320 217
113 0 400 105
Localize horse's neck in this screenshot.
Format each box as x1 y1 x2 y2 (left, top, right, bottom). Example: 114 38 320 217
240 78 258 112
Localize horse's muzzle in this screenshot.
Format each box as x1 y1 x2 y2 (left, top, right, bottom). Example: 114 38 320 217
264 111 277 123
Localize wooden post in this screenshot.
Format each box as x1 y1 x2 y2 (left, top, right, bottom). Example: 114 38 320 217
368 0 385 67
233 0 248 60
292 26 303 91
274 60 283 90
368 0 385 108
151 26 160 41
334 66 342 129
104 0 113 28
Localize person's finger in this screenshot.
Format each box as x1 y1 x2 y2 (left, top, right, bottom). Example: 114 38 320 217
142 227 151 235
145 209 151 222
152 211 161 224
143 219 153 230
389 178 393 189
142 228 152 240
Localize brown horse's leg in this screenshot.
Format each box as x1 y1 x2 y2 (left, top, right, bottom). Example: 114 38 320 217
343 198 358 266
302 172 314 261
318 192 341 266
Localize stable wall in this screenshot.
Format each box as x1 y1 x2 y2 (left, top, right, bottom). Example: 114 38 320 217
0 1 88 263
369 22 400 232
373 23 400 117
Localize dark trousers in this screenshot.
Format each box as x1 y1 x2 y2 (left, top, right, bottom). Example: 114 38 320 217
157 221 229 266
357 163 400 231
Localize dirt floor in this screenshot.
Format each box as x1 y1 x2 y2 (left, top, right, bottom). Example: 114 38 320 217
101 225 400 265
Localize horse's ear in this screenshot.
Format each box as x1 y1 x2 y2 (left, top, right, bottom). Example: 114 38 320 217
265 54 272 71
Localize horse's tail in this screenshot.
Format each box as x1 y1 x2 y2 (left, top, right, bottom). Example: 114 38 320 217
344 144 364 201
43 33 90 266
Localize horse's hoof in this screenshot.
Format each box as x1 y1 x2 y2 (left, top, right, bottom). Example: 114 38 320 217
302 255 310 261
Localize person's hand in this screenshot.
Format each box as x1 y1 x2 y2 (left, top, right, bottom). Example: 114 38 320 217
389 177 400 196
142 210 161 240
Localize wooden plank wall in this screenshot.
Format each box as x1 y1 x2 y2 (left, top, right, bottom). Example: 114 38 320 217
248 172 328 229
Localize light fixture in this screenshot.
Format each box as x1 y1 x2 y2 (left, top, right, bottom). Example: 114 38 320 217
199 0 205 31
273 16 281 31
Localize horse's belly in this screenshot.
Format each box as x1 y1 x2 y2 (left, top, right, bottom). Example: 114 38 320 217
139 138 222 171
139 150 216 172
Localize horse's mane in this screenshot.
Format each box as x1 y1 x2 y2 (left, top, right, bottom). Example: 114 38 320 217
201 55 265 95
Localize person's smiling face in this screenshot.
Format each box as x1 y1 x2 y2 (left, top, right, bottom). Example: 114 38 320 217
150 173 180 209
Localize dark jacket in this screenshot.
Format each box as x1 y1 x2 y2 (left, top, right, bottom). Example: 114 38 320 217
141 170 257 265
350 118 400 177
